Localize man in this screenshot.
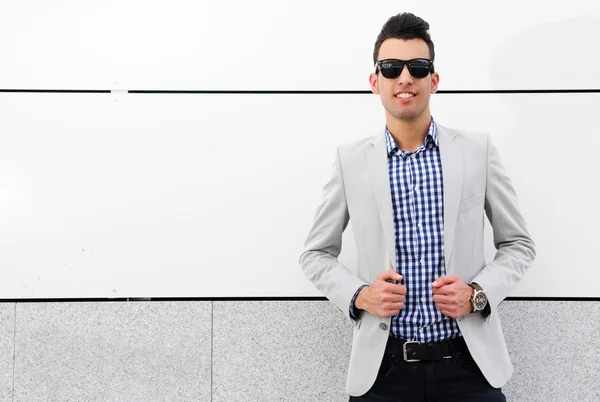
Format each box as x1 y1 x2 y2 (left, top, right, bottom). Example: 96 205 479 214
299 12 535 401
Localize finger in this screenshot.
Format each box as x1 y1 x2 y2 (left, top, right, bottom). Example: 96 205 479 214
381 293 405 303
377 269 403 283
434 297 457 305
432 295 452 304
387 284 407 295
435 303 455 311
439 308 458 318
438 302 463 315
434 298 455 307
378 308 400 317
431 275 459 288
432 284 456 296
432 275 458 287
382 301 404 310
432 286 449 295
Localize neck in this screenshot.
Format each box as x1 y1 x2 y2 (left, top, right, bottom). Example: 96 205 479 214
386 111 432 153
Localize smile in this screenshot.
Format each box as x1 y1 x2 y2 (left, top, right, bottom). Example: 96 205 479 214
395 93 415 99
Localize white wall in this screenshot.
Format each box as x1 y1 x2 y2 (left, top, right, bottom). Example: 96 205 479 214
1 0 599 91
1 1 599 298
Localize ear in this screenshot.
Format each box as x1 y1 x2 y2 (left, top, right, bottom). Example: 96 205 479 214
369 73 380 95
430 72 440 94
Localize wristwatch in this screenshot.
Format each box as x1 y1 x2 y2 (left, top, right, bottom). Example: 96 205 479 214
469 283 488 313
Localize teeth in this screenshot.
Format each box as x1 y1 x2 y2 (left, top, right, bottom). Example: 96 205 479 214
396 93 415 99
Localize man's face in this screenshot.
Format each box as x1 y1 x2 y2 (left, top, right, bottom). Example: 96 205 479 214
369 38 439 123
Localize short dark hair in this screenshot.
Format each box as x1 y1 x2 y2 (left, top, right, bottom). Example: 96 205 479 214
373 13 435 66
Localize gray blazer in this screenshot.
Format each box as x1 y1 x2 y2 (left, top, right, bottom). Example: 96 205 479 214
299 123 536 397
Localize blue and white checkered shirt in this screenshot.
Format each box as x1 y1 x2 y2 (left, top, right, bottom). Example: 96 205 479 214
351 118 461 343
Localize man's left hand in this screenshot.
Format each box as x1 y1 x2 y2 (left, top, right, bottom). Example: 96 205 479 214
431 276 473 318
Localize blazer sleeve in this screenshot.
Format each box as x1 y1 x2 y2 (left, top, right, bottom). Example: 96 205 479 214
471 134 536 320
299 148 368 321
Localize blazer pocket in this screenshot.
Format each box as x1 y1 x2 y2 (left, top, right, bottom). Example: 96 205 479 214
459 192 485 213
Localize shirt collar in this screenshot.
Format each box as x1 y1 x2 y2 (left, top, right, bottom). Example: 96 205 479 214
385 118 438 157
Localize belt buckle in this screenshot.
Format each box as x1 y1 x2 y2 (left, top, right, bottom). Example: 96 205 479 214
403 341 421 362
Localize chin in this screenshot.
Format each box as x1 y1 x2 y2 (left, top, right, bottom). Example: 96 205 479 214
392 111 419 121
383 102 425 122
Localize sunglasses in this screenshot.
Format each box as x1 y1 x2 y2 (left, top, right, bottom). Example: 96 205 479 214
375 58 434 79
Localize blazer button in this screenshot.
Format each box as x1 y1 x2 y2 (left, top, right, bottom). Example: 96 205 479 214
379 323 388 330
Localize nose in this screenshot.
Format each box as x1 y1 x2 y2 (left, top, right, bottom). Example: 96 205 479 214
396 64 414 86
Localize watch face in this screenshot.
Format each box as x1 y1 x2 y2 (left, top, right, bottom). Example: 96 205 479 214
474 291 487 310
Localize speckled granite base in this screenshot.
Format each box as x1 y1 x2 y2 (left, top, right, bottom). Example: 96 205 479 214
212 301 352 402
500 301 600 402
0 304 15 402
3 300 598 402
13 302 211 402
211 300 600 402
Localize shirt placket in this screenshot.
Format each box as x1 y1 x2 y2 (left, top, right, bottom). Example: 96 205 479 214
404 149 422 341
412 147 429 342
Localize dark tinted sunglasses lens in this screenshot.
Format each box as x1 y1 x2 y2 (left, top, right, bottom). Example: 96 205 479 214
408 61 431 78
380 65 402 79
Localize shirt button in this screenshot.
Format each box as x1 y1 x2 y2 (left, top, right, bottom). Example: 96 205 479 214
419 328 424 333
421 297 425 303
379 323 388 330
417 223 422 228
411 154 416 159
420 259 424 264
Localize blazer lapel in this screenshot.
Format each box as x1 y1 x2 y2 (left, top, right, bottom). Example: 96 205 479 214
438 124 463 270
365 129 397 272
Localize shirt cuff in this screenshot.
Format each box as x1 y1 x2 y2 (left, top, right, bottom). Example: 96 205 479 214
349 285 367 320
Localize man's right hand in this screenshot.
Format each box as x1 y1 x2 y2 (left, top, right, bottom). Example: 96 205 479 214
355 270 406 318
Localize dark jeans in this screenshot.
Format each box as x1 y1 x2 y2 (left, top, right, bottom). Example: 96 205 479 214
349 345 506 402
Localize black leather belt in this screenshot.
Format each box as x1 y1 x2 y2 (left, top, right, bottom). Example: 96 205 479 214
385 336 470 362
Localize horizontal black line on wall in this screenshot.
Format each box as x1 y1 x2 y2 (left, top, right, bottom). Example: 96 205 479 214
1 89 600 94
0 297 598 303
0 89 111 93
130 89 600 94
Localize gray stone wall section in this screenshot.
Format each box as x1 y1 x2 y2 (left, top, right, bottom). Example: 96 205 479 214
0 304 15 402
13 302 211 402
500 301 600 402
210 300 600 402
0 300 597 401
212 301 351 402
